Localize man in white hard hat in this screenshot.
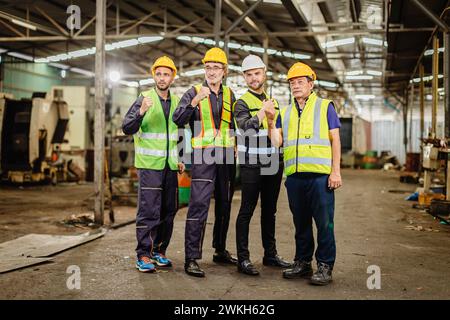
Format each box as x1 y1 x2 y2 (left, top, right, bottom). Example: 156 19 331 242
233 54 291 276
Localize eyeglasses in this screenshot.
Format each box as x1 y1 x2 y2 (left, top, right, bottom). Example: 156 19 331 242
205 66 224 72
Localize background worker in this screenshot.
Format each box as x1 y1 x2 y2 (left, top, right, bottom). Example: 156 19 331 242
122 56 184 273
267 62 342 285
173 47 237 278
233 54 291 276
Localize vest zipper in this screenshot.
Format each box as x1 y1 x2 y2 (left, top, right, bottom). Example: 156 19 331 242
215 93 220 138
296 117 300 172
165 100 169 168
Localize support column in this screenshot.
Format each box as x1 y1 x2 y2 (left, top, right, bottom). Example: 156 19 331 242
431 35 439 137
94 0 106 225
214 0 222 45
419 64 425 140
444 32 450 138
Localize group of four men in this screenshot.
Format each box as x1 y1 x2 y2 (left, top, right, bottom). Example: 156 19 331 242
122 47 342 286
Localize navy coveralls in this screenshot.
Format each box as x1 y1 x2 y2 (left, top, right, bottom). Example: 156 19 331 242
173 82 236 261
122 94 179 259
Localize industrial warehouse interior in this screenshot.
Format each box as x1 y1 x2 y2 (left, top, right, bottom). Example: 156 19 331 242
0 0 449 303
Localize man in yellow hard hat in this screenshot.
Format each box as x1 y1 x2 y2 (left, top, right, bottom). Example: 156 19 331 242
266 62 342 285
173 47 237 277
123 55 184 273
233 54 291 276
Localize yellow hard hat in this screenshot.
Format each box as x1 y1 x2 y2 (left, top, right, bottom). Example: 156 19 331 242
152 56 177 78
287 62 316 81
202 47 228 65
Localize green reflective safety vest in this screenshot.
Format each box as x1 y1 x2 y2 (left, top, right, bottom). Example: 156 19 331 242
133 88 180 170
280 91 333 176
233 91 280 155
191 84 235 149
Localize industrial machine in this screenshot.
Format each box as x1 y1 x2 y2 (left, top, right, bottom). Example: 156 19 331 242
0 90 69 184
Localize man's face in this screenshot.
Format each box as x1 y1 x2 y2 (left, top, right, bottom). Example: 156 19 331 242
154 66 174 91
204 62 225 85
243 68 266 91
289 76 314 100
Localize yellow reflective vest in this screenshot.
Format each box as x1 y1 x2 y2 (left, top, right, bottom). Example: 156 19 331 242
280 92 333 175
133 88 179 170
233 91 280 156
191 84 235 149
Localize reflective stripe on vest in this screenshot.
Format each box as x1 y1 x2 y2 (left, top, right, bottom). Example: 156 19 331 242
234 91 280 156
191 84 235 149
235 128 268 137
133 88 180 170
281 92 333 175
135 132 178 141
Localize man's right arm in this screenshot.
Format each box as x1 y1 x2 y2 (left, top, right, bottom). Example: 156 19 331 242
234 100 260 131
172 87 198 126
268 114 283 148
122 96 144 135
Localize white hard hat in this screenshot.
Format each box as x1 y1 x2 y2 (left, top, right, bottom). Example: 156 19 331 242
241 54 266 72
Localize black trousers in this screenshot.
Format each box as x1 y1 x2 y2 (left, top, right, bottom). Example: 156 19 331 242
235 164 283 262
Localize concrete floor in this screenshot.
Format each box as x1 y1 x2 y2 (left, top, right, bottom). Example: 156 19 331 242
0 169 449 299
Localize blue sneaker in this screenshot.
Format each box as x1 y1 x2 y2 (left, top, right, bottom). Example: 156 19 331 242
151 253 172 267
135 256 156 272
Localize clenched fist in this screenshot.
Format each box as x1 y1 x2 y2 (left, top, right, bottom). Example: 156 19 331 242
263 99 276 121
139 97 153 116
191 86 211 107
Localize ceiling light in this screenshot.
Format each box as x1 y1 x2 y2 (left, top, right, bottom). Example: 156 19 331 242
139 78 155 86
424 47 444 56
70 67 94 77
7 51 34 61
321 37 355 49
346 70 363 76
366 70 382 76
109 70 121 82
137 36 163 44
11 18 37 30
355 94 375 100
345 75 373 80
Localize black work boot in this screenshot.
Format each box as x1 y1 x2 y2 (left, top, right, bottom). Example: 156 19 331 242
213 250 238 265
263 255 293 268
184 259 205 278
310 262 333 285
282 260 313 279
237 260 260 276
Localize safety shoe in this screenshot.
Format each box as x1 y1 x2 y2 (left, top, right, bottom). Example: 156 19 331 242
310 262 333 285
151 253 172 267
282 260 313 279
263 255 293 268
184 259 205 278
213 250 238 265
135 256 156 273
237 260 259 276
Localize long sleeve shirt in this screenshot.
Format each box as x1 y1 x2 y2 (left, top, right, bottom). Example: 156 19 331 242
172 81 236 165
234 90 282 168
122 93 172 135
122 91 177 169
172 81 236 133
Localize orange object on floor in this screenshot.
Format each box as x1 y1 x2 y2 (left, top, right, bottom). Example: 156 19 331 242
178 171 191 188
418 192 446 206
